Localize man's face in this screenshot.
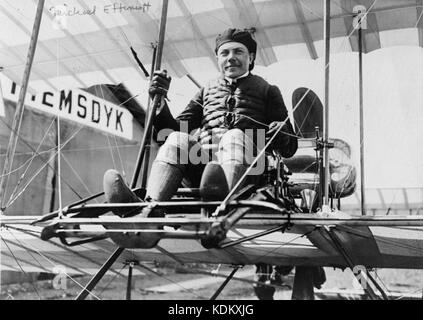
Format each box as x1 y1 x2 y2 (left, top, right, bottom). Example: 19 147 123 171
216 42 254 78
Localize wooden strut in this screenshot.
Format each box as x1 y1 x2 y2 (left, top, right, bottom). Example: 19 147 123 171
293 1 332 296
322 0 331 208
0 0 45 211
140 43 158 190
358 15 366 216
75 247 125 300
210 266 240 300
125 260 139 300
131 0 169 190
74 0 170 300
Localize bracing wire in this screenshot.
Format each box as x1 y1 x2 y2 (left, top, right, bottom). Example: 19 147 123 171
1 226 101 300
1 232 42 299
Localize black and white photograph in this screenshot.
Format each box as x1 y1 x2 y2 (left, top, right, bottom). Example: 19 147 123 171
1 0 423 306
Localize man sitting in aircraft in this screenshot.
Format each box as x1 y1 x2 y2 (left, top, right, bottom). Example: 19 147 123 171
103 28 299 298
104 28 297 216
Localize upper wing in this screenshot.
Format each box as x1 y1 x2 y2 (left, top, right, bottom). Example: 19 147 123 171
0 0 421 93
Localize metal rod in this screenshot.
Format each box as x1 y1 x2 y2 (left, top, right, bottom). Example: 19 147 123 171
130 0 169 189
210 266 240 300
322 0 331 208
0 0 45 211
75 247 125 300
358 24 366 216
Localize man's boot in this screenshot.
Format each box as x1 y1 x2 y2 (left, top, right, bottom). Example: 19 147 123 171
200 161 229 202
103 169 164 248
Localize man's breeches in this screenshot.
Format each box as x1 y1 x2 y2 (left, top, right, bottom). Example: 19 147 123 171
156 129 262 180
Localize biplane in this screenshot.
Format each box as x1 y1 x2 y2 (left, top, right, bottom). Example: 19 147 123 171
1 0 423 300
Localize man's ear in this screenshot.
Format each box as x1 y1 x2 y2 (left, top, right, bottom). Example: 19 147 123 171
249 52 256 66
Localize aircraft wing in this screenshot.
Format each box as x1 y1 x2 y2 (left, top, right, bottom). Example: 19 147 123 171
3 213 423 273
0 0 422 93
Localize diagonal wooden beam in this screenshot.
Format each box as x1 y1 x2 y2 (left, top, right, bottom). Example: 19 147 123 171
290 0 317 59
221 0 277 66
417 0 423 47
174 0 219 71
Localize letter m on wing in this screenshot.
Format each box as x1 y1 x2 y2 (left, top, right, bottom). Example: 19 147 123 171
59 90 72 113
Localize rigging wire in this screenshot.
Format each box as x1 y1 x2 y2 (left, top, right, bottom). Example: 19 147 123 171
395 286 423 300
0 117 83 202
61 154 99 203
97 263 127 297
416 7 423 28
5 119 56 205
0 143 144 159
6 227 47 271
97 89 118 172
0 231 42 299
56 39 63 218
5 224 124 278
2 226 101 300
5 125 85 209
229 228 318 264
0 150 49 179
98 84 127 180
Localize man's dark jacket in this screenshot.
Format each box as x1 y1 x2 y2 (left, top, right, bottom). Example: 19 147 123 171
154 73 297 158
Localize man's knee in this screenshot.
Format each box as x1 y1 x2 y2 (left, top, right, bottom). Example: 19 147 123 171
156 131 193 165
219 129 245 147
218 129 255 166
156 131 189 164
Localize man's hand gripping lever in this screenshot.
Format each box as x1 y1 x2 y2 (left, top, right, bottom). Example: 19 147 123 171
149 69 171 102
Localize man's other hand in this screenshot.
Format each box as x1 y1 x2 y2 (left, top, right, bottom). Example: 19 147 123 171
149 69 171 98
266 121 289 146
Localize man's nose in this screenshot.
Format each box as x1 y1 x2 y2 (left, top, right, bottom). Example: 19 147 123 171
227 51 236 60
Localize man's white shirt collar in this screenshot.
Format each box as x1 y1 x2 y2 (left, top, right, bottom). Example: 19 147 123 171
225 71 249 84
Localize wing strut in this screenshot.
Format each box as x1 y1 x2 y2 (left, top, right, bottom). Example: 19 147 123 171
357 7 367 215
75 247 125 300
322 0 331 209
0 0 45 211
131 0 169 190
140 43 158 190
210 266 241 300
